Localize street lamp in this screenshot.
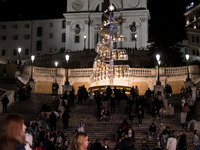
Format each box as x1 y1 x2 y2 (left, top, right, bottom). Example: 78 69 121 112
156 54 161 85
65 54 70 85
17 47 21 69
135 34 137 49
30 55 35 81
185 54 191 81
84 35 86 50
55 61 58 76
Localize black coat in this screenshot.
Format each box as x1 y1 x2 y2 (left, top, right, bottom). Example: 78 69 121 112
62 112 70 123
2 97 9 107
49 112 57 124
178 134 187 150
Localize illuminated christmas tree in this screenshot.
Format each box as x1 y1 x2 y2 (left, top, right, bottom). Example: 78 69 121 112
91 4 130 87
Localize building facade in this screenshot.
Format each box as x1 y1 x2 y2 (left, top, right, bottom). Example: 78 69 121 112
184 2 200 61
0 0 150 64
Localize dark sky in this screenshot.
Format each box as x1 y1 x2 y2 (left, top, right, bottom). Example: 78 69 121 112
0 0 195 38
0 0 194 21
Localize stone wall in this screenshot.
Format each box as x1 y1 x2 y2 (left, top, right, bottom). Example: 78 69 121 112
21 65 200 95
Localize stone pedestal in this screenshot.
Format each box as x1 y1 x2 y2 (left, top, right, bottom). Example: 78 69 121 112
29 81 36 93
154 85 164 97
163 99 174 115
191 121 200 132
175 112 187 124
62 85 73 94
185 80 194 89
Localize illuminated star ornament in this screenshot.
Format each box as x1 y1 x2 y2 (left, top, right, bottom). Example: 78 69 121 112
109 4 115 11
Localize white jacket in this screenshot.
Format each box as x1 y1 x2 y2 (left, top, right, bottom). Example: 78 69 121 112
166 137 177 150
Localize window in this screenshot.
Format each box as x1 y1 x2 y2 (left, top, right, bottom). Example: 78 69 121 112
13 24 18 29
24 34 30 39
49 33 53 39
12 35 18 40
62 20 66 28
13 49 17 55
1 36 6 40
193 49 199 56
62 33 66 42
25 49 29 55
1 25 6 29
24 24 29 28
2 49 5 56
37 27 42 36
36 41 42 50
49 48 53 53
185 48 189 54
50 23 53 27
131 33 136 41
75 35 80 43
192 36 199 43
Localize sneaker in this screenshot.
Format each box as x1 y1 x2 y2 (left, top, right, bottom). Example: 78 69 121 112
33 132 36 134
138 124 141 126
149 136 151 138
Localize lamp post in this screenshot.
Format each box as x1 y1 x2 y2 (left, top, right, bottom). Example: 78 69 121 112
84 35 86 50
135 34 137 49
156 54 161 85
65 54 69 85
186 54 191 81
17 47 21 69
55 61 58 76
30 55 35 81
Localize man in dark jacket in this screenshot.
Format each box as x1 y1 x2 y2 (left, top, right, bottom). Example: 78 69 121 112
178 131 186 150
111 94 116 113
2 95 9 113
62 110 70 131
137 105 144 126
49 111 57 131
148 123 157 138
44 135 56 150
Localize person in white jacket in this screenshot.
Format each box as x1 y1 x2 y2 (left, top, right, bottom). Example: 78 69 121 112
166 130 177 150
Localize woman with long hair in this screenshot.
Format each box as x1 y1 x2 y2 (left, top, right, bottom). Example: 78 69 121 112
0 114 27 150
68 132 89 150
60 139 68 150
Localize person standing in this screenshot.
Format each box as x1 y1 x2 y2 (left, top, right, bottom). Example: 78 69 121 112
27 85 32 100
2 95 9 113
62 110 70 132
178 131 186 150
78 87 83 104
0 114 27 150
3 67 6 78
110 94 116 113
137 105 144 126
44 135 56 150
49 111 57 131
193 130 200 150
166 130 177 150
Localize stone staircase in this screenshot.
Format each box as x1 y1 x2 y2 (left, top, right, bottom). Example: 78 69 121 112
0 94 196 150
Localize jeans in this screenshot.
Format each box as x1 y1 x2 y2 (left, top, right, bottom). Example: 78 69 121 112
148 131 157 138
28 126 38 132
40 120 47 129
194 145 200 150
138 117 142 124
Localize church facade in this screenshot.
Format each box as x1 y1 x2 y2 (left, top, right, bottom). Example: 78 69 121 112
0 0 150 64
64 0 150 51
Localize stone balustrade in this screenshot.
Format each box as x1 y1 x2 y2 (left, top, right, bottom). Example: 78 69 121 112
21 65 200 95
21 65 199 79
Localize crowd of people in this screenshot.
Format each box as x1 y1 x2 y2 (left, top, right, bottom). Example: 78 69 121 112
2 82 200 150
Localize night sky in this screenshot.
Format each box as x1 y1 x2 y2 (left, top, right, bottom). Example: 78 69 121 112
0 0 196 37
